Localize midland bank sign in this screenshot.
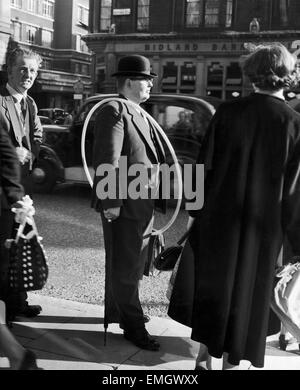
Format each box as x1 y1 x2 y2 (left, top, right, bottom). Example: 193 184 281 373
141 39 300 57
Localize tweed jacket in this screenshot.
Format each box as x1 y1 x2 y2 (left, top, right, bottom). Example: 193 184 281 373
0 85 43 163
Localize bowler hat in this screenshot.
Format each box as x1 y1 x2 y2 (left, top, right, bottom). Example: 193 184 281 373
111 55 157 78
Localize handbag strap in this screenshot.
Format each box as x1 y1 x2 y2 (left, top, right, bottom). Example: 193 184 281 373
15 216 39 243
177 220 195 245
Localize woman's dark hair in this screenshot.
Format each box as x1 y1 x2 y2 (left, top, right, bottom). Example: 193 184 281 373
242 43 299 91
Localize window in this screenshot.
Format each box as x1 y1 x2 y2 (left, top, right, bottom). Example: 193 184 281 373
82 64 89 75
100 0 112 31
225 0 233 28
27 0 37 13
186 0 221 28
42 0 54 19
75 63 80 74
206 61 242 100
25 25 37 44
204 0 220 27
42 29 53 48
137 0 150 31
42 60 52 70
185 0 203 28
12 21 22 41
78 5 89 26
11 0 22 8
272 0 289 27
76 35 89 52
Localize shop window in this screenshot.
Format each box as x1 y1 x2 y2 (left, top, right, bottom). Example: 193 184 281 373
204 0 220 27
162 62 178 93
12 21 22 41
100 0 112 31
226 62 242 87
207 62 223 87
11 0 22 9
137 0 150 31
162 61 197 94
180 62 196 93
25 25 38 44
207 61 242 100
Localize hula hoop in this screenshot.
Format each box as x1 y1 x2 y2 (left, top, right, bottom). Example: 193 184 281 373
81 98 182 236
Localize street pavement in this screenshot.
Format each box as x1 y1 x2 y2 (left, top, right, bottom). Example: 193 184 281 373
0 293 300 371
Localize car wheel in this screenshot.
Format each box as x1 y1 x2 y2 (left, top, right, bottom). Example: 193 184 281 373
32 159 57 193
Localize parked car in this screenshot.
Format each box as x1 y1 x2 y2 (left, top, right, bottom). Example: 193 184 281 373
38 115 54 125
32 94 221 194
38 108 68 125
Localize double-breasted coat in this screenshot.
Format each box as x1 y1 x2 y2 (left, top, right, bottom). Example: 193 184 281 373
168 93 300 368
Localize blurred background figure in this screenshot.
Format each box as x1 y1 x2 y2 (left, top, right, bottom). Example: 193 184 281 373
0 123 38 370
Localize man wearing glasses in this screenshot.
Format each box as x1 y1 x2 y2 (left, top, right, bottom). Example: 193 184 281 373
0 48 43 321
91 55 166 351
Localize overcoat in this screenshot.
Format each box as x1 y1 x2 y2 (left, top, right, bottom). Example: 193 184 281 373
168 93 300 368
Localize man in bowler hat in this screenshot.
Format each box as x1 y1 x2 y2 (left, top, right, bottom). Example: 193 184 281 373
91 55 166 350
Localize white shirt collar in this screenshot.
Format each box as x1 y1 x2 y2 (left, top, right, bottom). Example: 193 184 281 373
6 83 27 103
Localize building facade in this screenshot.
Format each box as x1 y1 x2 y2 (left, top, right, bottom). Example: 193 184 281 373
85 0 300 100
1 0 92 111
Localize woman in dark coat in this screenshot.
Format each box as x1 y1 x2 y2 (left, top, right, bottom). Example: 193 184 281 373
169 43 300 369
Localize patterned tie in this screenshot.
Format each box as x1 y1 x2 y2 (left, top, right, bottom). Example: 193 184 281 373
20 97 27 121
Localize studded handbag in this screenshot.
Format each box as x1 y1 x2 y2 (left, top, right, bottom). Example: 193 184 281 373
6 216 48 293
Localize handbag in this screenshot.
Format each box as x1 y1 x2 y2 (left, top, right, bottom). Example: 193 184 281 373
153 228 191 272
270 259 300 342
6 216 49 293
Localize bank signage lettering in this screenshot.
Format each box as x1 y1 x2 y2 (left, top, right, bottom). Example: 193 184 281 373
142 40 300 55
144 42 247 53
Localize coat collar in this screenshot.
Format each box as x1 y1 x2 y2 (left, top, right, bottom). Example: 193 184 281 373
118 94 159 162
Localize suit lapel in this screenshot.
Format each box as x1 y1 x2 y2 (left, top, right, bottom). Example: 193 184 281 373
123 102 159 162
4 95 24 145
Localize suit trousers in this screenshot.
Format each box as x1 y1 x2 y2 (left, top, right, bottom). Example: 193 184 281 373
0 209 28 313
101 214 153 332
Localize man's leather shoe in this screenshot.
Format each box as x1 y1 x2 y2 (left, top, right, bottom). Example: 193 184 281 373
119 314 150 330
17 305 42 318
124 329 160 351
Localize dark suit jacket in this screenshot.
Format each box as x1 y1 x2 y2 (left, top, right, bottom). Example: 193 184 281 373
0 124 24 213
91 97 166 221
0 86 43 193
